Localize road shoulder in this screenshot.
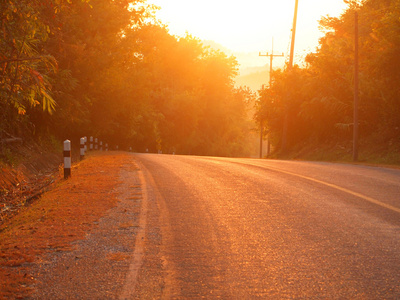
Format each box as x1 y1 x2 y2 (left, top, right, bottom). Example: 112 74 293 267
0 152 141 298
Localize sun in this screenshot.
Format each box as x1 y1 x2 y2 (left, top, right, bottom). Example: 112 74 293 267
148 0 347 56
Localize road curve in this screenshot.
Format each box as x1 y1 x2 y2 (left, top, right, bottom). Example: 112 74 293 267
132 154 400 299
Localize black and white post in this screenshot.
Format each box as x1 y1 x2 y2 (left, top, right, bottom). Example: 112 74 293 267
105 143 108 151
80 137 85 160
90 136 93 150
84 136 87 152
100 141 103 151
64 140 71 179
95 138 98 150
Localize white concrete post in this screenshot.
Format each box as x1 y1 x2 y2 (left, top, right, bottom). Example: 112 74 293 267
64 140 71 179
80 137 85 160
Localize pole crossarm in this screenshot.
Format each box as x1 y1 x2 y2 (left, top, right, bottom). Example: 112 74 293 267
258 52 285 58
259 38 285 87
259 52 284 86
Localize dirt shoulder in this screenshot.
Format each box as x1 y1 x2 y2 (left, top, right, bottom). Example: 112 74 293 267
0 152 137 299
1 141 62 226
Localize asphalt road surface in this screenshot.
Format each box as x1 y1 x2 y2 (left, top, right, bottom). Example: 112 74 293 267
129 154 400 299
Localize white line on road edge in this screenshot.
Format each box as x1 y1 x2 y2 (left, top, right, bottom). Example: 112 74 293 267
130 159 178 298
119 168 148 300
265 165 400 214
189 157 400 214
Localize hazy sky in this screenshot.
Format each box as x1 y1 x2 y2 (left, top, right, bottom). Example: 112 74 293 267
148 0 348 64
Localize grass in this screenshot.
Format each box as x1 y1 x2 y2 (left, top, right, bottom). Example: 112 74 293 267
272 138 400 168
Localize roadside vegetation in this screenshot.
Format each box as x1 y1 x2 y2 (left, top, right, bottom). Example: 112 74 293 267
0 0 254 159
256 0 400 163
1 0 400 164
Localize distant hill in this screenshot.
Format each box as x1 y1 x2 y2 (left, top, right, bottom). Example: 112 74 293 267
202 40 269 72
234 69 269 92
202 40 232 54
201 40 282 92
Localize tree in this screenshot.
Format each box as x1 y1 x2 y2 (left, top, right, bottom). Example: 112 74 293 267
1 0 254 158
0 0 57 137
257 0 400 155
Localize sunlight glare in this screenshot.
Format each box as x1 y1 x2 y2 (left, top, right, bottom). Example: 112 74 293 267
149 0 347 56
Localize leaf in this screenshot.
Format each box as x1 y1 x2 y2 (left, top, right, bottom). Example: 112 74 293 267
30 69 44 84
18 107 26 115
40 89 56 114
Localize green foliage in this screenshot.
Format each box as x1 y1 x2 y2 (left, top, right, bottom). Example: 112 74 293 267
0 0 57 119
1 0 254 157
257 0 400 156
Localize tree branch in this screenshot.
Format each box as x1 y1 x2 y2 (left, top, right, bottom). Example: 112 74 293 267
0 56 45 64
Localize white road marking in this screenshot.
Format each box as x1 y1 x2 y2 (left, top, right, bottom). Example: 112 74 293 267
120 168 148 300
263 165 400 214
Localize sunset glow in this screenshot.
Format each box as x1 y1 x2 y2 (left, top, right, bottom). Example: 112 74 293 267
149 0 348 60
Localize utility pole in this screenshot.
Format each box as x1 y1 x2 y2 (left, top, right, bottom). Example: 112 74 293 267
259 39 285 87
282 0 299 152
353 11 359 161
259 38 284 158
288 0 299 70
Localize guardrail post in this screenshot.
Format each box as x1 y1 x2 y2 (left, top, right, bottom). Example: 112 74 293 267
95 137 98 150
64 140 71 179
105 143 108 151
80 137 85 160
90 136 93 150
100 141 103 151
84 136 87 152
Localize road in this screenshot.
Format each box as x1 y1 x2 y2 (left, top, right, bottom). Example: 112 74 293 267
128 154 400 299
